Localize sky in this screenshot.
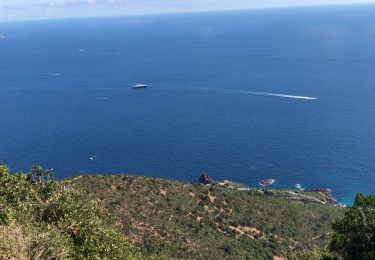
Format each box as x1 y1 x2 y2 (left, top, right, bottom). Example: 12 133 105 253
1 0 375 21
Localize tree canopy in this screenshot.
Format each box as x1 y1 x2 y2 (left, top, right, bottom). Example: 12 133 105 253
0 164 144 259
330 193 375 260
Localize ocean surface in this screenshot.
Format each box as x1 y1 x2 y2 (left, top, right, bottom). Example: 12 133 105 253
1 5 375 204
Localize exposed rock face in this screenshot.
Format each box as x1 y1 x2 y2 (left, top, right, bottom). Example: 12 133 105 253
160 189 167 198
207 193 216 203
310 188 337 204
312 188 331 196
259 179 275 186
199 173 213 185
188 192 196 197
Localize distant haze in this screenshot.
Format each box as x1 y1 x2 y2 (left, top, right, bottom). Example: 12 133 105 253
1 0 375 21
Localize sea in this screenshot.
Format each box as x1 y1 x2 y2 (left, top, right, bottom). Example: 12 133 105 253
1 4 375 204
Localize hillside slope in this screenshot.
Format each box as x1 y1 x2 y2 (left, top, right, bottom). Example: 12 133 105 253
66 175 344 259
0 165 145 260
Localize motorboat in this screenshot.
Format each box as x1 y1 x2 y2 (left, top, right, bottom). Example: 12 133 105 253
132 83 148 89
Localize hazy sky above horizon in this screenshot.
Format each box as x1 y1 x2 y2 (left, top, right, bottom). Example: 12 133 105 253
1 0 375 21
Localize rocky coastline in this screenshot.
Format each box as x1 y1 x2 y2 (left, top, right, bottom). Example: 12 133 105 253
198 173 340 206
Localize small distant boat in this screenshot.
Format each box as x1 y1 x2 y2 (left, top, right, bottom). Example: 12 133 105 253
295 184 305 191
132 83 148 89
259 179 275 186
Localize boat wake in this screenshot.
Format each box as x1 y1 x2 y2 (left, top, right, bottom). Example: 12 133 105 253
205 88 317 100
189 87 317 100
247 91 317 100
41 73 61 76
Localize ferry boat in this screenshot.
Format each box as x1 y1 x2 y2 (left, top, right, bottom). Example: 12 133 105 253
132 83 148 89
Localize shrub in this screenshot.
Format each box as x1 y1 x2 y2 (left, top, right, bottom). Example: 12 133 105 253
0 164 143 259
329 193 375 260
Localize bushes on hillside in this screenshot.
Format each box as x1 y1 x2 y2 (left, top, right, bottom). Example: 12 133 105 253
330 193 375 260
293 193 375 260
0 164 142 259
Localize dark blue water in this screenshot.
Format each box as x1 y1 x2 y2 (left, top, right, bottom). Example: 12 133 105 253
1 5 375 204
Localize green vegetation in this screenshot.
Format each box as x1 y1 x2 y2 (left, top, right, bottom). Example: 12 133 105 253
65 174 344 259
292 247 340 260
329 193 375 260
0 164 144 259
293 193 375 260
3 163 373 260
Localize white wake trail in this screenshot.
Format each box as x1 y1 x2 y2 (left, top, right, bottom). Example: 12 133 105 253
193 87 317 100
41 73 61 76
247 91 317 100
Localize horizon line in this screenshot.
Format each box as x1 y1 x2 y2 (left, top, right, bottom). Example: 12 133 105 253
0 2 374 23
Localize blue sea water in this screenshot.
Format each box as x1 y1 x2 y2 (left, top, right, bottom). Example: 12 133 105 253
1 5 375 204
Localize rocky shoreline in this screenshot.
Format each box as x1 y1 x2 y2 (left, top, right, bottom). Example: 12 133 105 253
198 173 341 206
